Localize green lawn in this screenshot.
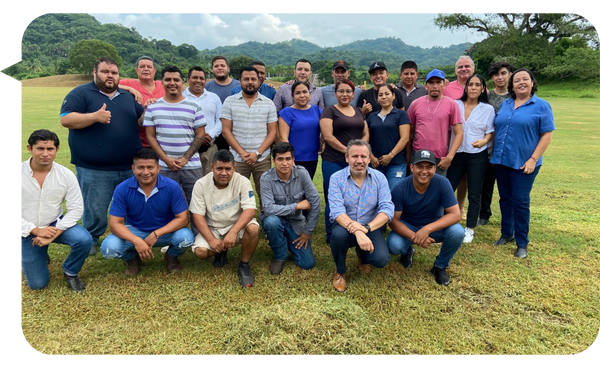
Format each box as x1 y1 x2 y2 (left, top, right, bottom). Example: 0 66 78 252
19 87 600 355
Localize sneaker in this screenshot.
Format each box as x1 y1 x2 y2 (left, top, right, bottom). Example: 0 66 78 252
238 262 254 287
430 266 451 286
124 252 141 276
165 252 181 273
213 250 228 268
514 247 528 259
399 245 415 268
269 259 286 275
463 228 474 243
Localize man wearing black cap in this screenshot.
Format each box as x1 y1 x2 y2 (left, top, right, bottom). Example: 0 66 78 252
386 149 464 286
320 60 362 107
357 61 404 118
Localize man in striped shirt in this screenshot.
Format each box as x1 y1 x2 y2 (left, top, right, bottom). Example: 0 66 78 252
221 66 278 210
144 66 207 229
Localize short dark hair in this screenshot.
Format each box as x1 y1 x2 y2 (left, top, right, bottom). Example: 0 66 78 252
136 56 154 68
250 60 265 68
28 129 59 148
295 59 312 69
346 139 371 156
188 66 206 80
401 60 418 73
459 74 489 104
212 149 235 165
488 61 514 78
161 65 184 80
508 68 538 99
271 142 295 159
94 57 119 71
133 148 159 163
291 80 310 95
211 55 229 67
239 66 259 79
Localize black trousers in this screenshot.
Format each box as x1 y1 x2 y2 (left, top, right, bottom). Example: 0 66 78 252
446 151 488 228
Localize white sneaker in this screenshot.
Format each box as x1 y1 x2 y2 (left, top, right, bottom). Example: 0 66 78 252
463 227 474 243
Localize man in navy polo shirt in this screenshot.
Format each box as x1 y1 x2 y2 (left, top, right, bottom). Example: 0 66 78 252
100 148 194 275
60 57 145 256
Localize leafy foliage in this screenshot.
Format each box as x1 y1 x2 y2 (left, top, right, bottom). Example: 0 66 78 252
69 39 122 74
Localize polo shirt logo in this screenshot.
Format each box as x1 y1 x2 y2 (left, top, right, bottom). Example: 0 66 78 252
249 190 254 198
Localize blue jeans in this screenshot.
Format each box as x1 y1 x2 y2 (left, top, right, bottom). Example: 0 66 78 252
76 166 133 245
322 160 347 242
100 225 194 261
22 223 92 290
387 221 464 269
376 163 407 191
330 222 389 274
262 215 315 270
494 164 540 248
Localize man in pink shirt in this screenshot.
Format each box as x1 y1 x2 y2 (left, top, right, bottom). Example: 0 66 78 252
119 56 165 147
443 56 475 100
407 69 463 176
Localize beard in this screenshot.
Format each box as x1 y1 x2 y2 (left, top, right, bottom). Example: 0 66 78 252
95 78 119 94
215 74 228 82
242 86 257 95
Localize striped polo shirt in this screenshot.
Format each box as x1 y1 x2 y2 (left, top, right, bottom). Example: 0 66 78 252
221 92 277 162
144 97 207 170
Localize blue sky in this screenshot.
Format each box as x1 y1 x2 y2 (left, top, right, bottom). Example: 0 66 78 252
90 13 485 50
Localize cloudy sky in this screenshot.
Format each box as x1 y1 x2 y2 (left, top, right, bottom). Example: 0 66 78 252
90 13 486 50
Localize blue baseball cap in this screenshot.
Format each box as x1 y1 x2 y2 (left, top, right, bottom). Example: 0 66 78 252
426 69 446 82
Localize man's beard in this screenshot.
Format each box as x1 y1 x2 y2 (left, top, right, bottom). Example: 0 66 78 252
96 79 118 94
242 87 257 95
215 74 228 82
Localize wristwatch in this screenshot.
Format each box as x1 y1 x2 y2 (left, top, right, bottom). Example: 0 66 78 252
364 224 371 233
255 151 262 159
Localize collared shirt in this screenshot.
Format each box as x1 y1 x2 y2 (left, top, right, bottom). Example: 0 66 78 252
273 82 324 113
21 159 83 237
221 92 278 162
399 84 427 110
450 100 495 154
183 88 223 142
491 94 555 170
367 107 410 165
328 167 394 225
109 174 189 232
230 83 276 100
260 166 321 235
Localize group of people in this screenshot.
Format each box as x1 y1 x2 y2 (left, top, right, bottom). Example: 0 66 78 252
21 54 554 293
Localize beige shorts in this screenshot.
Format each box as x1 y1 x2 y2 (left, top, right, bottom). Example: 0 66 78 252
191 219 259 252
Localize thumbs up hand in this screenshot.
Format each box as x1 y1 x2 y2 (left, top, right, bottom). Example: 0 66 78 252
362 99 373 115
95 103 111 124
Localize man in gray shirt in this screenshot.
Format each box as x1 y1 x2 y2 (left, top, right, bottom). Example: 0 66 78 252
260 142 320 275
273 58 324 113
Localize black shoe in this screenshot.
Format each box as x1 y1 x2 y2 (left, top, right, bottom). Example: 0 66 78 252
238 262 254 287
494 235 515 246
430 266 451 286
165 252 181 273
514 247 528 259
269 259 286 275
64 273 85 292
399 246 415 268
477 218 489 226
213 250 228 268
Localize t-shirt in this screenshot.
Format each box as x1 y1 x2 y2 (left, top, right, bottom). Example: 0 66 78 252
205 79 241 103
357 87 405 119
143 97 207 170
407 96 462 159
189 172 257 231
367 107 410 165
442 80 465 100
321 105 365 163
119 79 165 147
279 105 322 161
488 90 510 113
391 174 458 227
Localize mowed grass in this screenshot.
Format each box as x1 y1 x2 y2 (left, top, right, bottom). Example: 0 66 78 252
21 87 600 355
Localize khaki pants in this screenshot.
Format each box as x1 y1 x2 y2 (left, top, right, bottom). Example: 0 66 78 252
235 158 271 209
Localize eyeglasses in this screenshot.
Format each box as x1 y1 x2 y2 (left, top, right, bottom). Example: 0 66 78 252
336 89 354 94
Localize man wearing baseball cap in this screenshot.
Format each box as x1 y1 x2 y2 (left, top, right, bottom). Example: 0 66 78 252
386 149 464 286
357 61 404 118
321 60 362 107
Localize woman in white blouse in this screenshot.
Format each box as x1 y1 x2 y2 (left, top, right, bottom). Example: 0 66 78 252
446 74 495 244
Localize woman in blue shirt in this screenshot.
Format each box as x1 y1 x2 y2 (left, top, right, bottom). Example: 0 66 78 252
490 68 555 258
279 81 323 179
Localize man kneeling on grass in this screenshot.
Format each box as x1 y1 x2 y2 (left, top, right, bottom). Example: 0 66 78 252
189 149 260 287
386 149 464 286
101 148 194 275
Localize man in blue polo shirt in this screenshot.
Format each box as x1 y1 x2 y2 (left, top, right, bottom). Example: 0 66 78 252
100 148 194 275
60 57 145 256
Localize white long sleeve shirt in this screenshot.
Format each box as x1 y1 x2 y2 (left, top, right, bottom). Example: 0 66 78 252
21 159 83 237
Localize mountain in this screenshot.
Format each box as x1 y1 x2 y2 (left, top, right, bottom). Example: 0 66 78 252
5 13 472 79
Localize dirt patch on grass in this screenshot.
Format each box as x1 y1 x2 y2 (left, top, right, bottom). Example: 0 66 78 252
21 74 92 88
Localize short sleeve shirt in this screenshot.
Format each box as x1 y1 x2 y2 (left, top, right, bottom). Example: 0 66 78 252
279 105 322 161
321 105 365 163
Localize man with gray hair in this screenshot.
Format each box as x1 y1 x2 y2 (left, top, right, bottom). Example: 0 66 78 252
327 139 394 292
443 55 475 100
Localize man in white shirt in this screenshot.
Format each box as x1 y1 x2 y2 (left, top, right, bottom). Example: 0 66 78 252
21 130 92 292
183 66 223 176
190 149 260 287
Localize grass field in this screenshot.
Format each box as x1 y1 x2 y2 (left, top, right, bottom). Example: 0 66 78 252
17 84 600 356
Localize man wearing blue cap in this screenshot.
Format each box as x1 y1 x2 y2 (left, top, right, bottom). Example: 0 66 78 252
406 69 463 176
